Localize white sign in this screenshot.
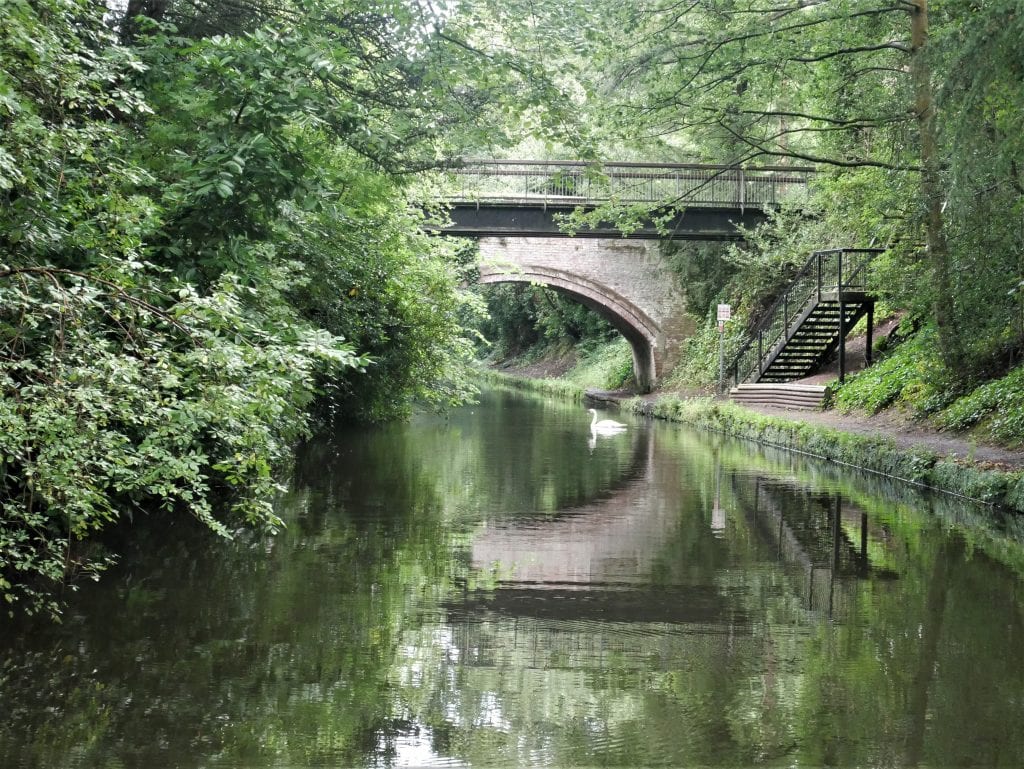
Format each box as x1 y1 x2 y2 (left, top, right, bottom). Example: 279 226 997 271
717 304 732 322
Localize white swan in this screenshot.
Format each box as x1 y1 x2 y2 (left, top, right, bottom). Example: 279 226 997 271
589 408 628 433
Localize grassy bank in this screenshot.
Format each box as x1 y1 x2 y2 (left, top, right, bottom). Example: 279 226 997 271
477 337 633 400
629 395 1024 513
474 368 586 401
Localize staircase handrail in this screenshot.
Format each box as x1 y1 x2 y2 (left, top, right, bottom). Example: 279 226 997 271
727 247 886 386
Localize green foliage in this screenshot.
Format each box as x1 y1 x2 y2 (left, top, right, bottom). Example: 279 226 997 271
832 325 1006 421
666 313 745 392
476 282 618 362
0 0 523 616
833 333 941 415
475 284 544 359
282 182 481 422
836 329 1024 447
0 265 365 616
933 0 1024 371
936 366 1024 447
661 241 735 319
562 337 634 391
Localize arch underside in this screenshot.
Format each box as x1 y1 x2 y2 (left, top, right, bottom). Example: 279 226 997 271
478 265 660 390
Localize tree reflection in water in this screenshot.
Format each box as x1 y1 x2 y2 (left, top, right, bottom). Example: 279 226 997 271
2 387 1024 768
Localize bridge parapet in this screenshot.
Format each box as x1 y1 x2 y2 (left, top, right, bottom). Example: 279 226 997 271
446 159 812 210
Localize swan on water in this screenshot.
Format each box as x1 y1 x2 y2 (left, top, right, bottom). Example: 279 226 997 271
589 408 627 433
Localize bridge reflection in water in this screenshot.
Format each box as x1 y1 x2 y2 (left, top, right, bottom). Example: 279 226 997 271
448 425 880 636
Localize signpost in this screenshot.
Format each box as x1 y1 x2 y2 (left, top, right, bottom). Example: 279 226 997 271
717 304 731 391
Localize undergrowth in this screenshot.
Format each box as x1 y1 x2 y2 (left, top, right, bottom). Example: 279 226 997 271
832 331 945 414
561 337 635 390
936 366 1024 446
485 336 634 392
834 327 1024 447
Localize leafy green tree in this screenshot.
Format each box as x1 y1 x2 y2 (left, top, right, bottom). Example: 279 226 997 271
533 0 1024 384
0 0 550 616
476 283 619 362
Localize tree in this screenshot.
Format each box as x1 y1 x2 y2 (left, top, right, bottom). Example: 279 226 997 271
518 0 1022 378
0 0 550 616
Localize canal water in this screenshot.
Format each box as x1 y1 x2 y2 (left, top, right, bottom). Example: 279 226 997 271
3 387 1024 768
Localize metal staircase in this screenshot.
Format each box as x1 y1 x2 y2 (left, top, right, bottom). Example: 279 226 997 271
728 248 884 386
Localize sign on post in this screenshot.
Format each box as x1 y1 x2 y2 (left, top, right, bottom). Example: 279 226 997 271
717 304 731 391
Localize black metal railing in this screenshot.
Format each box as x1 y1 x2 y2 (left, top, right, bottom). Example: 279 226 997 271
445 159 813 210
728 248 885 386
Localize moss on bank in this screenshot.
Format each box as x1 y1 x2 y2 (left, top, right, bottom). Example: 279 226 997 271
627 395 1024 513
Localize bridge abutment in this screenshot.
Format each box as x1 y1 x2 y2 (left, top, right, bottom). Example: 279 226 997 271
478 237 693 392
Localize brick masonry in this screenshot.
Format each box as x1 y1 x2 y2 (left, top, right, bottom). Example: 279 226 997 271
478 237 694 392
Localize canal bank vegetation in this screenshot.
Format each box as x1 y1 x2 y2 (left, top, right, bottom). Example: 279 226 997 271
476 283 636 392
0 0 575 617
629 396 1024 514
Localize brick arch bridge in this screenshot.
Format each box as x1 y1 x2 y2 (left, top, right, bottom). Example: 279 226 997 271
478 237 692 393
440 160 811 391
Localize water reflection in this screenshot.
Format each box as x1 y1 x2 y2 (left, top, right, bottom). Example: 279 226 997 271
2 387 1024 768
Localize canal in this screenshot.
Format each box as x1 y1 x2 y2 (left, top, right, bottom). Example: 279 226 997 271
3 386 1024 767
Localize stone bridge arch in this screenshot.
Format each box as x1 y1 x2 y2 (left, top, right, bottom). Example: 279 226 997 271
478 237 693 393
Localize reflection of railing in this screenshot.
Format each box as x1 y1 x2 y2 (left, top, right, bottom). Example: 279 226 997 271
445 159 813 209
736 476 877 618
729 248 885 385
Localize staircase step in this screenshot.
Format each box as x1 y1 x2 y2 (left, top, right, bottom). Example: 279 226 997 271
732 257 879 386
729 383 827 410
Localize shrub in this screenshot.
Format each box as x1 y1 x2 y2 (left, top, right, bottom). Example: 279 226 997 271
937 365 1024 446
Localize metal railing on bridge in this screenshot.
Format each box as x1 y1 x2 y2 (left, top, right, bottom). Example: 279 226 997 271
445 159 813 210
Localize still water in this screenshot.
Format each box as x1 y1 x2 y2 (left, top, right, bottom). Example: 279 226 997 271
3 387 1024 768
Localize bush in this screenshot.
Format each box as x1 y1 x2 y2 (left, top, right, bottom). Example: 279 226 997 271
937 365 1024 446
833 330 952 414
0 268 365 617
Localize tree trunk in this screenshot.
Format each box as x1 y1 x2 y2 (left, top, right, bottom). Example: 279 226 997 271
119 0 171 45
911 0 963 370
